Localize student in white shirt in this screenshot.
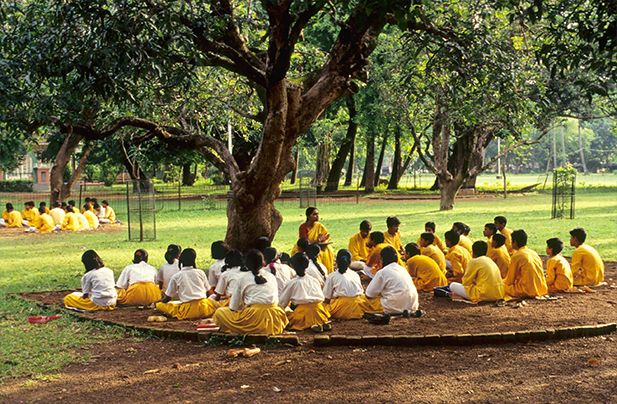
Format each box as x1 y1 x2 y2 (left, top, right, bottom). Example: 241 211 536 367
116 249 161 306
158 244 181 299
279 253 330 331
213 249 288 334
213 249 244 307
207 241 229 291
323 249 365 320
154 248 217 320
263 247 296 297
305 243 326 288
63 250 117 310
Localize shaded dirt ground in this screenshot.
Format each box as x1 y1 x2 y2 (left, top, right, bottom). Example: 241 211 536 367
0 223 124 240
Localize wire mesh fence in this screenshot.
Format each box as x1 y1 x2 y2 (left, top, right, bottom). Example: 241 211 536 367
126 180 156 242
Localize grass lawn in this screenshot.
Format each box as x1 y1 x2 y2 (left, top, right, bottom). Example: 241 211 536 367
1 190 616 380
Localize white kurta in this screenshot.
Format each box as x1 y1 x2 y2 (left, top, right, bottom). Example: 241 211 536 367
306 261 326 287
207 259 226 288
214 266 243 297
82 267 117 307
279 275 324 307
164 266 210 303
229 271 279 311
116 261 159 288
365 262 419 315
323 270 364 299
264 261 296 296
159 260 180 297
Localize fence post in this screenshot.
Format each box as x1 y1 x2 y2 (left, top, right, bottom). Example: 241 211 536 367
126 183 131 241
178 181 181 211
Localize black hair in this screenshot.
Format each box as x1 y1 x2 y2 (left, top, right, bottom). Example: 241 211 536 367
546 238 564 255
82 250 104 272
405 243 421 257
83 204 89 211
386 216 401 228
463 224 471 236
305 243 326 278
5 203 13 211
472 241 488 257
425 221 436 231
369 231 385 245
305 207 317 221
494 215 507 225
493 233 506 248
211 241 229 260
360 220 372 231
179 248 197 268
68 200 76 206
485 223 497 234
133 249 149 263
452 222 465 234
93 203 100 210
263 247 278 275
420 232 435 244
25 201 35 207
570 228 587 243
289 253 309 277
380 246 399 267
336 249 352 274
444 230 460 246
279 252 290 264
255 237 271 252
102 200 109 205
245 249 267 284
61 202 67 208
66 205 74 213
297 237 309 252
221 249 243 273
53 201 61 208
39 201 46 207
85 197 91 203
165 244 182 264
511 230 528 248
91 197 98 204
38 206 46 214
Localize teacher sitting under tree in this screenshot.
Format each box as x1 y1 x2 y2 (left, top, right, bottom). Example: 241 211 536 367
295 207 335 274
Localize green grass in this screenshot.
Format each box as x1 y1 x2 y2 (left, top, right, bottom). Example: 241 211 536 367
1 190 616 380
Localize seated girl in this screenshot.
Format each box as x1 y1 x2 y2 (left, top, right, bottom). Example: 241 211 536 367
323 249 365 320
279 253 330 331
213 249 244 307
305 243 327 288
63 250 117 310
116 249 161 306
213 250 288 334
263 247 296 296
154 249 217 320
158 244 181 300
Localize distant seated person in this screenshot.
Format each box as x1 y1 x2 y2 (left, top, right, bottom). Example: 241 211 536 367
449 241 505 302
0 203 24 228
63 250 117 310
504 230 548 298
61 206 80 231
75 210 90 231
483 223 498 254
452 222 473 253
98 200 116 224
116 249 161 306
570 228 604 286
155 249 217 320
26 206 54 233
545 238 573 293
22 201 39 227
348 220 372 271
418 221 447 253
444 230 472 284
81 197 94 213
83 205 99 229
418 232 447 273
384 216 405 257
94 202 106 219
323 249 365 320
213 249 245 307
39 201 50 214
404 243 447 292
488 233 510 279
363 231 404 278
263 247 296 297
49 201 65 228
494 215 514 255
360 246 419 316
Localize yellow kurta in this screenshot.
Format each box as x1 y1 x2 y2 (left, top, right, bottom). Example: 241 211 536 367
84 210 99 229
420 244 447 273
104 206 116 222
504 246 548 298
76 213 90 230
500 227 514 256
49 208 65 226
3 210 23 228
418 234 447 253
286 302 330 330
406 255 447 292
61 212 79 231
384 230 403 255
458 235 473 253
325 296 365 320
35 213 55 233
156 298 217 320
116 282 162 306
63 293 115 311
486 236 493 254
488 245 511 279
348 232 370 262
571 244 604 286
213 303 288 335
462 256 505 302
446 244 472 283
546 254 574 292
22 208 39 226
307 222 335 274
366 243 405 275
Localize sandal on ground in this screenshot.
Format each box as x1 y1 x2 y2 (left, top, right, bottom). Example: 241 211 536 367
310 324 324 333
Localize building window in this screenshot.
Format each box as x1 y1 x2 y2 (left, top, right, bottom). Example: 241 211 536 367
40 171 47 183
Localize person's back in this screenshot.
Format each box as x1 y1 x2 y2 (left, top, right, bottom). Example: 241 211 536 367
458 235 473 253
462 255 505 302
406 254 447 292
75 212 90 230
166 266 209 303
36 213 55 233
572 243 604 286
366 260 419 315
49 207 65 226
323 269 363 299
488 244 510 279
504 245 547 298
117 261 158 288
446 244 471 283
215 266 244 298
421 244 447 273
3 209 23 228
546 254 573 292
62 211 79 231
83 210 99 229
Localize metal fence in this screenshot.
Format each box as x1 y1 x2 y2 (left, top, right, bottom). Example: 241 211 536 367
126 180 156 242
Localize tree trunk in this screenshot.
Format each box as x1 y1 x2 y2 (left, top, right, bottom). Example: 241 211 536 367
363 135 375 193
315 142 331 191
388 126 402 189
182 163 195 186
374 135 388 187
438 177 464 210
325 96 358 192
398 144 416 183
49 133 94 204
290 149 299 184
344 139 354 186
120 142 152 193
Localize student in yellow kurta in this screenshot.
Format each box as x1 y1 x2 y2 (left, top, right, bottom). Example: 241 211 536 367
323 249 366 320
49 202 65 227
417 221 447 253
83 208 99 229
449 241 505 302
494 216 514 256
418 232 447 273
404 243 447 292
39 202 50 214
81 198 94 213
384 216 405 257
504 230 548 298
488 233 511 279
61 206 80 231
452 222 473 253
0 203 24 228
213 249 288 334
363 231 405 278
569 228 604 286
348 220 372 271
99 200 116 223
33 206 54 233
155 248 217 320
444 230 472 284
63 250 117 310
75 211 90 231
22 201 39 226
545 238 574 293
116 249 161 306
295 207 335 273
483 223 498 254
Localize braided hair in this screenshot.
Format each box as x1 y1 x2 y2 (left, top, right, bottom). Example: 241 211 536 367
244 249 267 284
263 247 278 276
305 243 325 278
165 244 182 265
221 249 243 273
336 249 352 274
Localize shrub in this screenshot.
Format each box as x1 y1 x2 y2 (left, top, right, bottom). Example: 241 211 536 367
0 180 34 192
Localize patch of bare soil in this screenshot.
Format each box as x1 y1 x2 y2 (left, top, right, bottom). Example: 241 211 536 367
0 223 124 240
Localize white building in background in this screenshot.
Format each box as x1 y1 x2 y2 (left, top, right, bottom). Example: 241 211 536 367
0 144 54 190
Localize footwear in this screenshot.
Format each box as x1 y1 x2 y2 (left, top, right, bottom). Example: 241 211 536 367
322 323 332 331
310 324 324 333
412 309 426 318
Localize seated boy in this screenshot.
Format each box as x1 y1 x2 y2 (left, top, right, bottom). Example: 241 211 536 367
22 201 39 227
488 233 510 279
504 230 548 298
49 202 65 227
75 210 90 231
545 238 573 293
83 208 100 229
569 228 604 286
452 222 473 253
417 221 447 253
494 215 514 255
404 243 447 292
99 200 116 223
39 201 50 214
61 206 80 231
26 206 54 233
483 223 498 254
444 230 472 284
0 203 24 228
449 241 505 302
384 216 405 257
363 231 404 278
348 220 372 271
418 232 447 273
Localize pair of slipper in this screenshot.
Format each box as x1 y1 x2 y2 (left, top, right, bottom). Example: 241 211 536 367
310 323 332 333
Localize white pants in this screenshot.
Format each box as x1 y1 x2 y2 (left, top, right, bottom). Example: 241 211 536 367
22 219 29 226
350 261 365 271
0 219 5 227
53 224 62 231
363 265 376 278
449 282 470 299
99 218 111 224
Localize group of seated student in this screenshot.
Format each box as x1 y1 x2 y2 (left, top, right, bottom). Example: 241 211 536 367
0 198 117 233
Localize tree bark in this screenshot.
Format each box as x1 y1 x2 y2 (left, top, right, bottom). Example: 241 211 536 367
315 141 331 191
388 126 402 189
290 149 299 184
325 96 358 192
374 135 388 187
363 135 375 193
49 133 94 204
182 163 195 186
398 144 416 183
345 138 355 187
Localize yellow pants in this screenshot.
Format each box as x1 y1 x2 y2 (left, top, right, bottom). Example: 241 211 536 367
156 298 217 320
63 292 115 311
287 302 330 330
213 303 289 335
325 296 365 320
358 294 383 314
116 282 161 306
